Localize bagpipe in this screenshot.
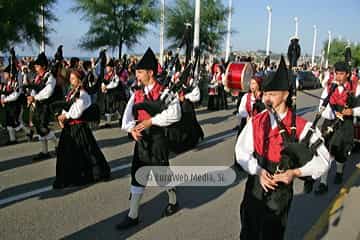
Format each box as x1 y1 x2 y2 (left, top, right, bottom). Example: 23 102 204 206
132 60 194 117
254 103 314 214
300 83 338 154
158 23 193 87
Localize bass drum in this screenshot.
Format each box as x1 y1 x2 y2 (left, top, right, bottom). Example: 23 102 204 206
223 62 254 96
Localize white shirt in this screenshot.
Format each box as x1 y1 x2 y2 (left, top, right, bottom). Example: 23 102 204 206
185 85 200 103
102 73 120 90
235 110 332 179
320 85 360 120
238 92 255 119
34 72 56 101
3 81 20 102
121 83 182 133
62 90 92 119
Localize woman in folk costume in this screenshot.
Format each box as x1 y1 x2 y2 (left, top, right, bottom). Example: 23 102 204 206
0 64 22 144
118 48 181 229
235 57 331 239
53 70 110 189
101 59 121 127
207 63 220 110
236 75 264 136
216 64 228 110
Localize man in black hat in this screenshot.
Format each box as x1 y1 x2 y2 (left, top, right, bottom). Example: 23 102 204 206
0 65 21 144
235 56 330 239
117 47 181 229
27 52 58 161
101 58 121 127
315 61 360 194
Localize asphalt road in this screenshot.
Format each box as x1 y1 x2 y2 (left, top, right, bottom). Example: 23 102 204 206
0 89 359 240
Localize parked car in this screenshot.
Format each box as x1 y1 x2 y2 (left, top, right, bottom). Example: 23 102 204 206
296 71 321 89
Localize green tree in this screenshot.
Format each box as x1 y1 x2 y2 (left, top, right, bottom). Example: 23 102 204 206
0 0 57 51
323 39 360 67
166 0 228 53
72 0 158 59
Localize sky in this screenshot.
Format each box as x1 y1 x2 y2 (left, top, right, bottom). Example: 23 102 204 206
15 0 360 58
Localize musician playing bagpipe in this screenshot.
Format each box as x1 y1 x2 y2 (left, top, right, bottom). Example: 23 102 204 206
26 52 58 161
315 61 360 194
0 64 21 144
235 56 331 240
166 59 204 153
117 48 181 230
101 59 123 128
52 70 110 189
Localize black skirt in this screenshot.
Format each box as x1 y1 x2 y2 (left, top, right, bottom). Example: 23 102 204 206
53 122 110 188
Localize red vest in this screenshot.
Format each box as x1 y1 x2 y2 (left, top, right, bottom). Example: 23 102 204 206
329 82 352 107
252 110 307 163
134 81 163 121
245 92 262 117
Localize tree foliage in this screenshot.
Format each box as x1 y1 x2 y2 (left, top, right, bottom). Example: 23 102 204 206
0 0 57 52
166 0 229 53
72 0 158 58
323 39 360 67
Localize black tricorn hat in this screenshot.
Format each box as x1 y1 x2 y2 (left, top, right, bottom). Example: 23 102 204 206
262 56 290 91
334 61 350 73
136 47 158 74
34 52 48 67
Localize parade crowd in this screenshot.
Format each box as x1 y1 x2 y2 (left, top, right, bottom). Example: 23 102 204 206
1 38 359 238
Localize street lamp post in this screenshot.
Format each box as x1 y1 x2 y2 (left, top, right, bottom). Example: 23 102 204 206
39 4 45 53
193 0 201 81
225 0 232 62
325 31 331 69
294 17 299 38
311 25 317 67
159 0 165 66
266 5 272 56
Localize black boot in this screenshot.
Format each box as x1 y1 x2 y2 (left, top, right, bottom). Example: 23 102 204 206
115 216 139 230
162 203 179 217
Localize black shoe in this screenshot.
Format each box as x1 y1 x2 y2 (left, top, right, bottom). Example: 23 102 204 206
314 183 328 195
334 173 343 185
32 152 51 161
162 203 179 217
115 216 139 230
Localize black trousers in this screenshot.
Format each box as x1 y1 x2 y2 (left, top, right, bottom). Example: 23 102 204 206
33 102 52 137
5 101 21 128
